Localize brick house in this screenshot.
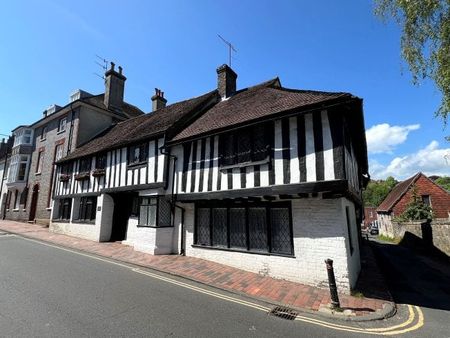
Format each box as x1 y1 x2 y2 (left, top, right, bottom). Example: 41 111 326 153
3 63 143 224
363 206 377 229
377 172 450 232
0 137 13 218
51 64 369 292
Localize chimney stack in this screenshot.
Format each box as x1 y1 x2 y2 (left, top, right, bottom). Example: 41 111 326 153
151 88 167 111
104 62 126 110
217 64 237 99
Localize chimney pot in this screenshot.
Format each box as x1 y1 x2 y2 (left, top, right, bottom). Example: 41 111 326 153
217 64 237 98
151 88 167 111
104 62 126 110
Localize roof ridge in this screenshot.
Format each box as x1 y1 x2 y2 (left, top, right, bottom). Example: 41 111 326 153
277 87 351 96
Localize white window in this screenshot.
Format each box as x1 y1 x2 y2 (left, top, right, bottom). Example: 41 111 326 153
36 151 44 174
58 118 67 132
23 129 32 144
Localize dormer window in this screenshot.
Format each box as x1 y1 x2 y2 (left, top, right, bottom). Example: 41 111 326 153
128 142 148 166
219 122 271 167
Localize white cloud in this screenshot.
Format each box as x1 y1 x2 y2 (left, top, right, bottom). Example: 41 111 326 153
370 141 450 180
366 123 420 154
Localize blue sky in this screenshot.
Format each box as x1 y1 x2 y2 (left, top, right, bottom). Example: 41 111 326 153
0 0 449 180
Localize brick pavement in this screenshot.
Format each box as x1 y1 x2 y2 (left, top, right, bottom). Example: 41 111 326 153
0 220 393 317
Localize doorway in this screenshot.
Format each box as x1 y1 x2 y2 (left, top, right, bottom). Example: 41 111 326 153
110 192 137 242
28 184 39 222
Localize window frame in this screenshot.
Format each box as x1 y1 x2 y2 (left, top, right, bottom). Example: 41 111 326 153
40 125 48 141
95 153 107 170
54 198 72 221
35 150 44 174
218 122 271 168
58 117 67 133
128 142 148 167
75 196 97 223
421 195 431 207
79 157 92 173
137 196 172 228
194 200 294 257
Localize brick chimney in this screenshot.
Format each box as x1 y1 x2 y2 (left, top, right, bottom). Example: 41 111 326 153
104 62 126 110
217 64 237 99
151 88 167 111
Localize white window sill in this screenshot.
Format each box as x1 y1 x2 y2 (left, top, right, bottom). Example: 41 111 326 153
57 130 65 135
12 209 19 212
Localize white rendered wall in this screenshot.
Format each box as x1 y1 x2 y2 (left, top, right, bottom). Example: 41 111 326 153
182 197 361 292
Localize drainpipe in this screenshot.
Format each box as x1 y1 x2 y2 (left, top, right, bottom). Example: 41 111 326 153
160 141 186 255
66 103 75 155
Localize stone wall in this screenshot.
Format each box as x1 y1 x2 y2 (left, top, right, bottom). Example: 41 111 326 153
388 220 450 256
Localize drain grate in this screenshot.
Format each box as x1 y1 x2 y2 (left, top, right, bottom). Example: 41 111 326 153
269 306 298 320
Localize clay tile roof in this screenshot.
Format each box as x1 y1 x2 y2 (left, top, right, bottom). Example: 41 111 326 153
376 173 422 213
82 94 144 118
172 78 351 141
59 90 217 162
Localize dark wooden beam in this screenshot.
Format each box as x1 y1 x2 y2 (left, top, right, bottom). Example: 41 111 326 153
263 195 276 201
279 194 293 200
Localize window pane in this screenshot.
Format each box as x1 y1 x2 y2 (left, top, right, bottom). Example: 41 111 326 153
270 208 292 255
148 205 157 226
158 198 171 226
237 131 251 163
248 208 268 252
212 208 227 247
196 208 211 246
229 208 246 249
252 124 269 161
222 134 235 166
139 205 148 225
18 163 27 180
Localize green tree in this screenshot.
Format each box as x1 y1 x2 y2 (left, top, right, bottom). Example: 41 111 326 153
396 185 433 221
435 176 450 191
374 0 450 126
363 176 398 207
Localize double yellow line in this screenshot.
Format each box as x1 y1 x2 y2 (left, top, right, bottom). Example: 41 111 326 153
20 236 424 336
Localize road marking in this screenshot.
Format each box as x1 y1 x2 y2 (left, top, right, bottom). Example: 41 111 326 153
18 235 424 335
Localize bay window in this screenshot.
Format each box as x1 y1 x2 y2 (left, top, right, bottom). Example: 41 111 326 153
138 196 172 227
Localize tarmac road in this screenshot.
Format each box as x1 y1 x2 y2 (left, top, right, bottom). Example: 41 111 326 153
0 232 428 337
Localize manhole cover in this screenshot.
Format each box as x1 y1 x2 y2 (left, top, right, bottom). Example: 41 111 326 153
269 306 298 320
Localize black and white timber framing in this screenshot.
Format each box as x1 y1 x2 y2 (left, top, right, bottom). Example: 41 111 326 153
54 109 362 201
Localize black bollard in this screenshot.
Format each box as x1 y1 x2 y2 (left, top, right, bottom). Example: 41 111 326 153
324 259 340 309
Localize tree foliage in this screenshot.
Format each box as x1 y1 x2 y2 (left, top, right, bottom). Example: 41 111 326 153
434 175 450 190
374 0 450 125
363 176 398 207
395 185 433 221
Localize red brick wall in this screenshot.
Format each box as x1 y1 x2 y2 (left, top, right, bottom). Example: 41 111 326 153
363 207 377 227
392 175 450 219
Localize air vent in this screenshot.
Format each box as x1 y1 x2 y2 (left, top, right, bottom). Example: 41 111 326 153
269 306 298 320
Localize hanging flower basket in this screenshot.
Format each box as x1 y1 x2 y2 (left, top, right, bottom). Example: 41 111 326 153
59 174 71 182
75 172 90 181
92 168 106 177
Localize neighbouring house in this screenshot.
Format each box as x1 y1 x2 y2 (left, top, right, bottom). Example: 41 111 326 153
0 137 13 218
3 63 144 224
51 64 369 291
377 172 450 235
363 206 377 229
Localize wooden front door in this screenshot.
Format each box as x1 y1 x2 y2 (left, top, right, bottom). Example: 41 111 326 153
28 184 39 221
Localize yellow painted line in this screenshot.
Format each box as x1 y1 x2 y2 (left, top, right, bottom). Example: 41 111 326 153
19 235 425 336
382 306 424 336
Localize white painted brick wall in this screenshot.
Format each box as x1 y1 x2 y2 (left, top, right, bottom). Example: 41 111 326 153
182 197 361 292
122 218 174 254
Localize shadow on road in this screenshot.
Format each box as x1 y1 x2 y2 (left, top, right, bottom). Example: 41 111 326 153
371 240 450 311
